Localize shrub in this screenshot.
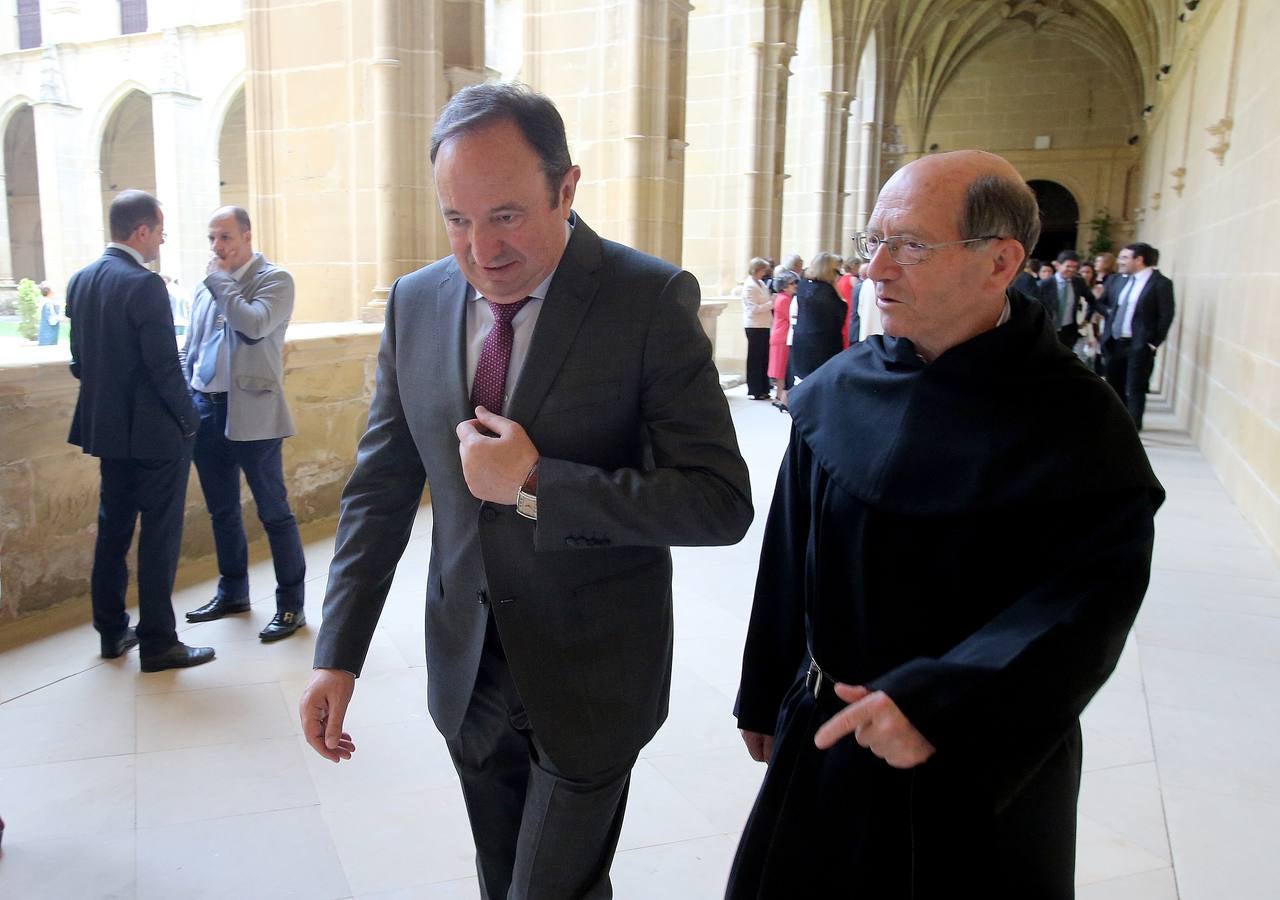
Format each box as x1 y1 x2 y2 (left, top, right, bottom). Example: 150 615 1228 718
17 277 39 341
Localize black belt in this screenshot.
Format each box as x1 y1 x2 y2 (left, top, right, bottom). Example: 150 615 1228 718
804 657 838 700
196 390 228 402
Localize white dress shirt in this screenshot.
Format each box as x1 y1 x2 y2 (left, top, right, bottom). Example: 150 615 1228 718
464 220 573 409
106 242 144 266
1116 267 1153 339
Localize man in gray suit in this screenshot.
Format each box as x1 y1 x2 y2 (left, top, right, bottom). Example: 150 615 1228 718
299 83 752 898
183 206 308 642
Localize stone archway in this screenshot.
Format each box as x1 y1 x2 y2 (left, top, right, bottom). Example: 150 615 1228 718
99 90 157 247
218 88 248 209
1028 179 1080 261
3 103 43 285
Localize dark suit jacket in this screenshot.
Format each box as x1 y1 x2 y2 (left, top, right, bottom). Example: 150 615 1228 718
315 216 753 776
790 278 846 379
1035 275 1093 328
1099 269 1176 350
67 248 197 459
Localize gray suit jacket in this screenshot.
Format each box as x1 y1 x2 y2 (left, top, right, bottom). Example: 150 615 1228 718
184 252 295 441
314 217 753 775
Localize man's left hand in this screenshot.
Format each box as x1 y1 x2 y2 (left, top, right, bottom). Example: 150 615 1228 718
456 406 539 504
813 683 936 769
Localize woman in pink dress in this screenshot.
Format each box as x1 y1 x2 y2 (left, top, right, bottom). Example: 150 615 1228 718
768 269 798 410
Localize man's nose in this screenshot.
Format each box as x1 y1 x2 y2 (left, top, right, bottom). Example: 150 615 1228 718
865 242 897 281
469 223 504 264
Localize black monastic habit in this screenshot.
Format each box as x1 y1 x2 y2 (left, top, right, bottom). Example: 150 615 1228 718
728 291 1165 899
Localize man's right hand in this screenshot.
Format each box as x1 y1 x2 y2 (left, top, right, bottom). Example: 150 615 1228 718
740 729 774 763
300 668 357 763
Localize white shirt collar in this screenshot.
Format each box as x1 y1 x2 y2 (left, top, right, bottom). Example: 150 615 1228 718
106 242 145 266
230 255 256 282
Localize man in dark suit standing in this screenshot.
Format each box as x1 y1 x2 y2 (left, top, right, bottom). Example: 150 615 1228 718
1099 242 1176 429
67 190 215 672
298 84 752 898
1036 249 1092 348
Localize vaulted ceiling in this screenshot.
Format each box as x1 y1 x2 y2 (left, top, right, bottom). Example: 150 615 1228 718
771 0 1179 132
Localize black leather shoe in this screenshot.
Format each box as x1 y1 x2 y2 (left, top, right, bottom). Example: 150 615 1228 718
186 596 251 622
140 642 216 673
259 610 306 642
101 626 139 659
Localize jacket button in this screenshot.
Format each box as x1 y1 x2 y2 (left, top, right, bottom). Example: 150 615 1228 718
476 590 488 606
481 507 498 522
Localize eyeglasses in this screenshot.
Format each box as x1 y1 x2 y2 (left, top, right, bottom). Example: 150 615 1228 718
853 232 1005 266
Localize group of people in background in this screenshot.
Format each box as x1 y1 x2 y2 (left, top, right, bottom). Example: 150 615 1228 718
747 235 1175 431
1013 243 1176 430
741 249 886 411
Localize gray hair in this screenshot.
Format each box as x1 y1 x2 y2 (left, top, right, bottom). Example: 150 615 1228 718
960 174 1040 257
772 269 798 291
430 82 573 207
748 257 769 276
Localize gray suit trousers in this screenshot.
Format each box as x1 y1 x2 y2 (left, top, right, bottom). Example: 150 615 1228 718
447 616 635 900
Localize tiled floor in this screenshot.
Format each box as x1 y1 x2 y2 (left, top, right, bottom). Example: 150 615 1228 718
1 389 1277 898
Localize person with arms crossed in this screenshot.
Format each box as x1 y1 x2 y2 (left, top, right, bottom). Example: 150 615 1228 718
66 189 214 672
729 151 1164 899
299 83 752 899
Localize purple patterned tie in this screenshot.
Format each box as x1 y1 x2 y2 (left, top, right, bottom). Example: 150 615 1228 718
470 297 533 414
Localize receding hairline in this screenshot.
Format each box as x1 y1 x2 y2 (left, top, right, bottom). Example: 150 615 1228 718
209 205 252 233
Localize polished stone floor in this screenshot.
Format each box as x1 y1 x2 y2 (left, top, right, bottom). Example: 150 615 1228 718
1 388 1276 898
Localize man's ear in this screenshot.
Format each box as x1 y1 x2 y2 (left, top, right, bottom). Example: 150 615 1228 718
989 239 1025 290
559 166 582 214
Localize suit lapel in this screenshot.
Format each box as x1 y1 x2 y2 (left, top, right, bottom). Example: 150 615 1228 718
438 261 472 425
505 217 603 426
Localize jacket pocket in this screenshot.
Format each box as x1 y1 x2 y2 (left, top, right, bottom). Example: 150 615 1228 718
235 375 278 394
540 379 621 415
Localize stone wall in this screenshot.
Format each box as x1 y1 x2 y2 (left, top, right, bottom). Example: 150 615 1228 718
1136 0 1280 558
0 323 382 624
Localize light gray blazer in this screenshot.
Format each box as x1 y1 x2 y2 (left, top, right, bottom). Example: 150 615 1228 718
314 216 753 776
184 252 295 441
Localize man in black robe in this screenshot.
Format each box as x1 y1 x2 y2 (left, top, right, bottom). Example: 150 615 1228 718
729 151 1164 899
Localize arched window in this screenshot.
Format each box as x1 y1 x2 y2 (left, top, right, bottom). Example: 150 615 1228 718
17 0 41 49
120 0 147 35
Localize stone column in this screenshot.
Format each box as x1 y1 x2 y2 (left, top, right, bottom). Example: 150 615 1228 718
744 41 792 264
841 96 863 245
0 169 16 298
31 100 92 291
816 90 852 251
362 0 403 323
619 0 669 258
152 28 219 288
857 120 882 228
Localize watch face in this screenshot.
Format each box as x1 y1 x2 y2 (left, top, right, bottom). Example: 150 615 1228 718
516 492 538 520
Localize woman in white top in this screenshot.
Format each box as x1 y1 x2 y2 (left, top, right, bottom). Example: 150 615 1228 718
741 257 774 400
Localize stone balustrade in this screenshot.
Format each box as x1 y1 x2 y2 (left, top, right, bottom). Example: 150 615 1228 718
0 301 733 627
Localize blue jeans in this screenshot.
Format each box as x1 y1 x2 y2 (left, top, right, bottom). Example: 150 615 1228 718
192 392 305 612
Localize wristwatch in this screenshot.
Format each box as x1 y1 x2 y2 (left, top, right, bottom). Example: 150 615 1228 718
515 461 539 520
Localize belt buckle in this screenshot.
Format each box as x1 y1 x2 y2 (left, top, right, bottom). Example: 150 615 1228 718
805 659 823 699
